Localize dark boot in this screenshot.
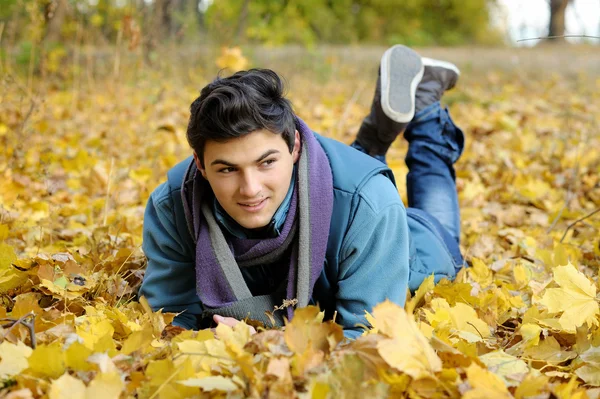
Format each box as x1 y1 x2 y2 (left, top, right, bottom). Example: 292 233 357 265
415 57 460 113
352 45 423 163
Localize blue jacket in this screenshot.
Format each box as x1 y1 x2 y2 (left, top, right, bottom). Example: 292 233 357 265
140 133 459 339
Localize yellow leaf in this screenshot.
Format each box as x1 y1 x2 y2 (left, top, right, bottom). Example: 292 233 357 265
539 263 599 331
176 338 233 376
479 350 529 387
369 300 441 379
86 371 124 399
514 373 549 399
284 306 343 376
216 321 252 357
0 341 33 378
469 258 493 288
76 318 115 350
311 381 330 399
28 342 65 378
11 292 43 318
573 345 600 385
580 345 600 365
146 358 177 387
463 363 511 399
177 376 239 392
426 299 490 343
120 325 154 355
405 275 435 314
93 331 118 356
0 243 26 293
0 267 27 294
574 364 600 386
145 358 197 398
450 303 491 342
553 244 569 268
433 280 478 306
519 323 542 347
65 341 94 372
0 224 8 241
216 47 249 71
128 167 153 184
524 336 577 364
49 373 86 399
513 263 530 288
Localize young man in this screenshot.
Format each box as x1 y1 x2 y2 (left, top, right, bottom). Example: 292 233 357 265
139 45 464 339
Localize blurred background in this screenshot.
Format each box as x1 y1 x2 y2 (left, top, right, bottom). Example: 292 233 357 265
0 0 598 81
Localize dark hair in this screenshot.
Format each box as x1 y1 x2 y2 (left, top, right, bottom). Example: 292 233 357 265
186 68 296 166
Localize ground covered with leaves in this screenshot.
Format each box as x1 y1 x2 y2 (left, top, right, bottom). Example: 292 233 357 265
1 46 600 398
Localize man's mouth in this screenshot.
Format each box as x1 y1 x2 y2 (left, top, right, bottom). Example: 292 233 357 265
238 198 268 211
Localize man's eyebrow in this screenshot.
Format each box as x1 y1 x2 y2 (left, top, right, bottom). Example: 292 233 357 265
210 149 280 167
210 159 236 167
255 149 280 162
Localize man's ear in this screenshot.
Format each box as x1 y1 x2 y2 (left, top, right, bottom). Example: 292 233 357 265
193 151 207 179
292 130 301 163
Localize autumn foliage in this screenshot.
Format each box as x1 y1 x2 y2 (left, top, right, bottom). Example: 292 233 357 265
1 46 600 398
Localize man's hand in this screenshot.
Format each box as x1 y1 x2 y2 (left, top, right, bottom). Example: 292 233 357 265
213 315 257 335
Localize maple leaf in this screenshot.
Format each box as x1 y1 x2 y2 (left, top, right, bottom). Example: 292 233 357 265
424 299 491 343
479 350 529 387
523 336 577 364
86 371 125 399
284 306 343 376
28 342 66 378
366 300 441 379
216 47 249 72
49 373 86 399
575 345 600 386
539 263 599 332
178 376 240 392
518 323 542 347
463 363 512 399
0 243 27 293
0 341 33 378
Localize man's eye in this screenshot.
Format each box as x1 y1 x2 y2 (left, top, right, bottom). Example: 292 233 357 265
262 159 276 167
219 167 236 173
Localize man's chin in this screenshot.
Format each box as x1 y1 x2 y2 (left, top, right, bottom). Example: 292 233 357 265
235 214 273 230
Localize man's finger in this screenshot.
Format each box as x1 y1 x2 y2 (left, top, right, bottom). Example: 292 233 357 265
213 315 257 335
213 314 239 327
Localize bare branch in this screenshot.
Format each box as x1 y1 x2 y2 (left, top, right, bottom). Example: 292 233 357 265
560 207 600 243
1 312 36 348
517 34 600 42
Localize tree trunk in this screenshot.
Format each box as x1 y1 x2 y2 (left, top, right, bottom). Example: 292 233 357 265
196 0 205 32
235 0 250 42
152 0 174 39
44 0 68 44
548 0 570 41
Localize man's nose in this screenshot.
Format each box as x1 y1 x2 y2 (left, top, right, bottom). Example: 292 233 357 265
239 171 261 198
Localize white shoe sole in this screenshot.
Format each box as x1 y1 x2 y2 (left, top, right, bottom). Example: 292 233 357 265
422 57 461 76
380 45 424 123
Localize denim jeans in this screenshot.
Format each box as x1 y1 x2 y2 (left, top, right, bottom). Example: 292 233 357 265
404 101 464 266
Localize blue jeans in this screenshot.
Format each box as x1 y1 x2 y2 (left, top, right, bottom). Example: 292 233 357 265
404 102 464 266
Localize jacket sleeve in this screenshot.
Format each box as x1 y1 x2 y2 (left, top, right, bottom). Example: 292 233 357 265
336 174 410 339
139 182 203 329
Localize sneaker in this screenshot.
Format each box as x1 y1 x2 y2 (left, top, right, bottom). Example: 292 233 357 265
380 45 424 123
354 45 424 159
415 58 460 113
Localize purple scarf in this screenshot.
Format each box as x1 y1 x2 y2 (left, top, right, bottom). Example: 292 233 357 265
182 117 333 321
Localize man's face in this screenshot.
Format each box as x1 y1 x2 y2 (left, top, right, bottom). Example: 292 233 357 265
195 129 300 230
